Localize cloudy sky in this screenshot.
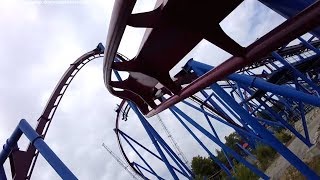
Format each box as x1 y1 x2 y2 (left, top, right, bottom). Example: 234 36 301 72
0 0 286 179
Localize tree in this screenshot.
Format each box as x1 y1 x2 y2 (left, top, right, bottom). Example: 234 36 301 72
225 132 242 151
191 132 250 179
191 155 220 179
254 144 277 170
233 163 258 180
216 149 228 165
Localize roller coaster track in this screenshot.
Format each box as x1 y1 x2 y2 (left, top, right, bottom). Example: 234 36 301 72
8 39 319 179
239 39 320 72
112 36 320 179
9 44 105 179
114 97 244 180
114 100 145 179
103 0 320 117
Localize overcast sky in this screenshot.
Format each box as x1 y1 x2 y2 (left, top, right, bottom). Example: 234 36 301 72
0 0 286 179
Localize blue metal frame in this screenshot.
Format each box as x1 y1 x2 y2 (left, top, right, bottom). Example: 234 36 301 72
169 104 268 179
0 119 77 180
133 162 162 180
169 108 232 177
115 69 193 179
200 104 235 172
190 59 319 179
118 129 162 179
147 127 193 178
239 83 313 146
0 166 6 180
111 35 320 179
258 0 320 37
118 129 190 178
200 90 258 148
236 143 257 162
133 162 146 179
180 100 263 142
272 52 320 94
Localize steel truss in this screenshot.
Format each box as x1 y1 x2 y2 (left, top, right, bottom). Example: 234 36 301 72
113 35 320 179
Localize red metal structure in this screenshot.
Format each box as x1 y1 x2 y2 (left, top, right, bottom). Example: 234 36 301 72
1 0 320 179
103 0 320 117
104 0 247 114
8 45 104 179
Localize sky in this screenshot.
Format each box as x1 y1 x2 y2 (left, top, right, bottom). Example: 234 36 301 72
0 0 286 179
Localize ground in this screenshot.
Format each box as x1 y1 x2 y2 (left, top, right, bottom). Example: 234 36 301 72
265 108 320 179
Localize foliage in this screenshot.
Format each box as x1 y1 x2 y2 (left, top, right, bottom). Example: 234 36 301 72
254 144 277 170
191 155 220 179
224 132 242 151
256 110 273 121
233 163 258 180
191 132 265 179
216 132 244 164
281 156 320 179
275 131 292 144
216 149 228 165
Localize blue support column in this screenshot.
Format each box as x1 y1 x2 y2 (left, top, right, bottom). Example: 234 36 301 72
298 102 311 143
119 130 162 179
200 91 233 122
236 143 257 161
272 52 320 94
201 109 235 171
129 102 179 180
292 77 311 144
229 74 320 107
169 108 232 177
147 125 193 177
118 130 163 161
211 83 318 179
236 83 250 112
169 105 268 179
133 162 162 179
18 120 77 180
181 100 263 142
0 166 6 180
298 37 320 54
208 90 242 122
0 126 22 164
133 162 146 179
190 60 319 145
1 119 77 180
200 90 256 149
190 61 319 179
114 69 183 179
119 129 192 178
258 0 320 37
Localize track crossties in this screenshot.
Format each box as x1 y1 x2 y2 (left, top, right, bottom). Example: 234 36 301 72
104 0 244 114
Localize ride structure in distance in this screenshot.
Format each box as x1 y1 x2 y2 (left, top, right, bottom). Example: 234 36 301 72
104 0 320 179
0 0 320 179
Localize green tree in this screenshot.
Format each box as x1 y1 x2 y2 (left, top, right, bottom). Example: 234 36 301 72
233 163 258 180
225 132 242 151
216 132 244 165
254 144 277 170
191 155 220 179
275 130 292 144
191 132 250 179
216 149 228 165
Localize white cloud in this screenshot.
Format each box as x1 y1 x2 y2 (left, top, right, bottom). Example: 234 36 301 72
0 0 295 179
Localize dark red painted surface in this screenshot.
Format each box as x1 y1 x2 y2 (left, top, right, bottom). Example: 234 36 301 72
103 0 320 116
104 0 244 114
